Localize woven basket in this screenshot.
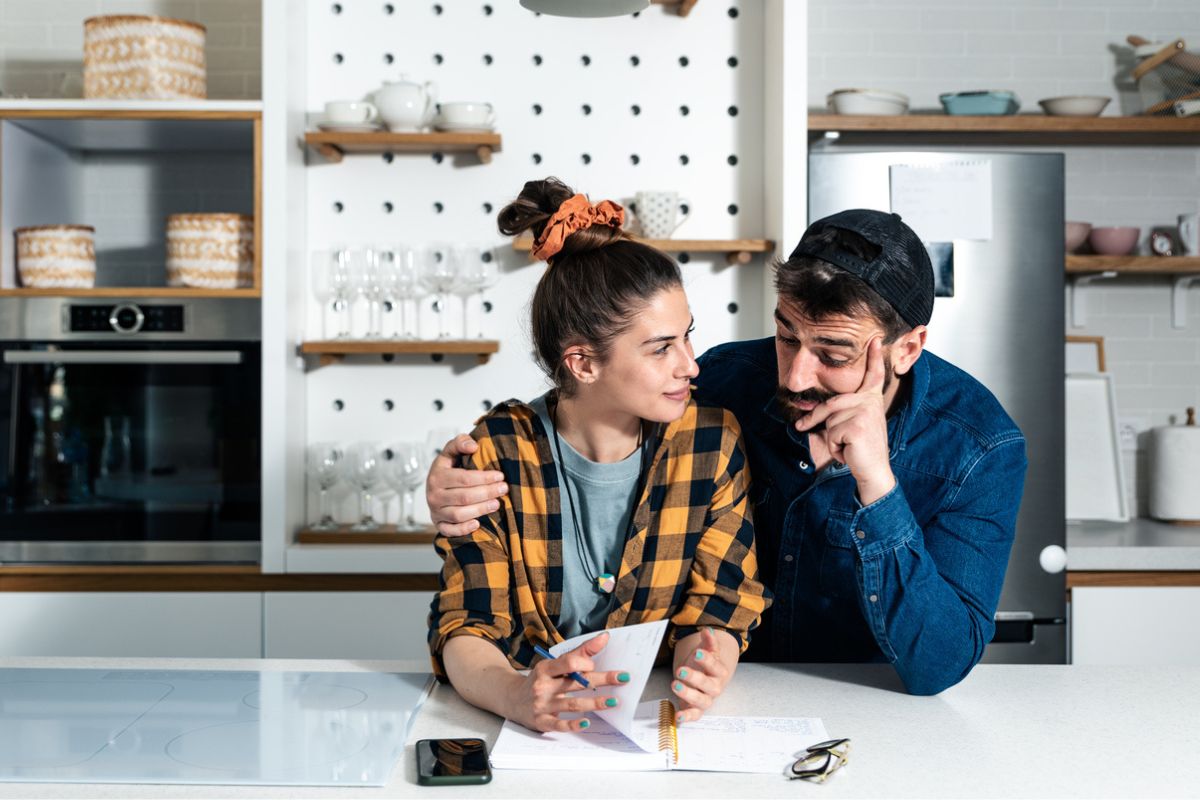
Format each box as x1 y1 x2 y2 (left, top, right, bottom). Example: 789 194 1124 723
15 225 97 288
83 15 206 100
165 214 254 289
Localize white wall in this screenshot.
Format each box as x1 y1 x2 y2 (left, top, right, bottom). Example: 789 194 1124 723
0 0 261 99
810 0 1200 515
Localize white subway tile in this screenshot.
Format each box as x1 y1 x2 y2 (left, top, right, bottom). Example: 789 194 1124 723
1014 9 1109 31
920 8 1015 31
872 31 966 55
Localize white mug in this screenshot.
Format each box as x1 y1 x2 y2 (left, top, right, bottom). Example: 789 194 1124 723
436 102 495 129
1179 212 1200 255
324 100 378 124
634 191 691 239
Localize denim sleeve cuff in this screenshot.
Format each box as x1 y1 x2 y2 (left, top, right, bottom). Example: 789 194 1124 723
850 481 921 558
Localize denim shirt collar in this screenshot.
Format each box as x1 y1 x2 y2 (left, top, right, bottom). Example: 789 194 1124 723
761 352 931 461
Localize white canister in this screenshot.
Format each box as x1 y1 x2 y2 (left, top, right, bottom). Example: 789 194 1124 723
165 213 254 289
15 225 97 288
1148 408 1200 522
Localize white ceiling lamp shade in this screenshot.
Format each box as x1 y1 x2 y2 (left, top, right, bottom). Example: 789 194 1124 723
519 0 650 18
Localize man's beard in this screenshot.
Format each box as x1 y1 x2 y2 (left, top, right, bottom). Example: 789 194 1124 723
775 355 894 431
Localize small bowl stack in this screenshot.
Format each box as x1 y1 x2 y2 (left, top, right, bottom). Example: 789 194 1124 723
826 88 910 116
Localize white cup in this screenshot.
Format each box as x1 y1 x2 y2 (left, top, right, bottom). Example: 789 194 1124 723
324 100 378 124
634 191 691 239
436 102 495 129
1179 212 1200 255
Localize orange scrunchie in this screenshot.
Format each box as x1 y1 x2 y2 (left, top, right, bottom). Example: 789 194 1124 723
531 194 626 262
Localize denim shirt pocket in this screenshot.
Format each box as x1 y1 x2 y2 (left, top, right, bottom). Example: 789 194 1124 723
818 508 860 599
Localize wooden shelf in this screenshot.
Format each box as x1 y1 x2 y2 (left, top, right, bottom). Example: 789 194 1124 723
0 287 260 298
808 113 1200 144
513 236 774 265
296 525 437 545
304 130 502 164
1066 256 1200 274
299 339 500 366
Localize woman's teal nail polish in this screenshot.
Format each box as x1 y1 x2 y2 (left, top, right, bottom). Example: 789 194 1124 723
674 681 684 693
678 668 689 679
605 697 618 708
579 719 590 729
617 672 631 683
695 650 705 661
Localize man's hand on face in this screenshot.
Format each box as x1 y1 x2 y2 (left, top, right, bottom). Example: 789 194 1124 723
794 337 897 506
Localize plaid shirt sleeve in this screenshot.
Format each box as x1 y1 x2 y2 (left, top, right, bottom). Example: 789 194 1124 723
427 418 515 681
666 408 772 653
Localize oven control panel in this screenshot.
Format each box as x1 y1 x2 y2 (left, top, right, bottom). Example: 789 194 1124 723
68 304 184 334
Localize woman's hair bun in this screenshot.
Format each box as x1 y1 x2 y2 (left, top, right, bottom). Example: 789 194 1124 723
497 176 623 258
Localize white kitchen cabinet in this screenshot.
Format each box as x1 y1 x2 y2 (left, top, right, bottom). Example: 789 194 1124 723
1071 586 1200 665
0 593 261 657
263 592 434 660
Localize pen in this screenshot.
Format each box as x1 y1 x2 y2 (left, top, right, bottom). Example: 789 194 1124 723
532 644 591 689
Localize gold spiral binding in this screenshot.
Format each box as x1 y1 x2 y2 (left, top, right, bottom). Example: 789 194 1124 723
657 699 679 764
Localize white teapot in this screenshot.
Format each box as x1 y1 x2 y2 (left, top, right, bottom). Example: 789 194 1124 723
374 75 437 132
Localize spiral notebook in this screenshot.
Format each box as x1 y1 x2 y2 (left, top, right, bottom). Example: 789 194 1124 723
490 699 827 774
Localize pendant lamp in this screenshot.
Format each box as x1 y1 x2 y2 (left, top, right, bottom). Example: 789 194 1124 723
519 0 650 17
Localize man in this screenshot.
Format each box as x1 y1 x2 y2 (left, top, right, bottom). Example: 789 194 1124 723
426 209 1027 695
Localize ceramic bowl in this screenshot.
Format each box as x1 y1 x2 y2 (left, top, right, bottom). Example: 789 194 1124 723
1065 221 1092 253
1039 96 1111 117
940 90 1019 115
1088 226 1139 256
827 88 909 116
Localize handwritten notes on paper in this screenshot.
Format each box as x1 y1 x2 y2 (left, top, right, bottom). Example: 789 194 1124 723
890 160 993 242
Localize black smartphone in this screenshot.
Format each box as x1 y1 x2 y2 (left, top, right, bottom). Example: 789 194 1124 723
415 738 493 786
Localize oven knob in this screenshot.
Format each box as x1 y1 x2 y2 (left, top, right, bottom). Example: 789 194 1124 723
109 304 145 334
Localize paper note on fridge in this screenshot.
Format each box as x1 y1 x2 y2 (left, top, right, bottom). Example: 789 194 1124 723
889 160 993 241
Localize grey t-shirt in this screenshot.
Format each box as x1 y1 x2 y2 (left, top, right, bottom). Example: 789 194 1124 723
531 393 642 638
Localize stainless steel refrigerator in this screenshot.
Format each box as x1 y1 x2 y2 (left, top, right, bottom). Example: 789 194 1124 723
809 150 1066 664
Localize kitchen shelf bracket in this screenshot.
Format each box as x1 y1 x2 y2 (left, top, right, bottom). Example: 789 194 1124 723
1171 275 1200 329
1069 271 1119 328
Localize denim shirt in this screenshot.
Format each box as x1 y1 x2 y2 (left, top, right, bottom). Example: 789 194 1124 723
694 337 1027 695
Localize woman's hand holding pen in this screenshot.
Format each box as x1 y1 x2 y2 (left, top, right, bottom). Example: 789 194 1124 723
505 632 633 733
671 627 740 725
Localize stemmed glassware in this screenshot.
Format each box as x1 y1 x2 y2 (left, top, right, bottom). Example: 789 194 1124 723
419 245 460 339
393 245 425 339
395 442 429 531
345 441 383 531
348 248 386 339
312 249 353 339
457 249 500 339
306 442 343 531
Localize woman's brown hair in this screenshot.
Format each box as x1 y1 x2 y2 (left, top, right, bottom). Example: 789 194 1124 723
498 177 682 396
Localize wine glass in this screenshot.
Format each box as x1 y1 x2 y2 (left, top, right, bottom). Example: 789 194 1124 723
376 247 401 338
329 247 354 338
306 442 343 531
355 247 387 338
345 441 383 531
310 250 334 339
449 246 483 339
393 245 425 339
459 251 499 338
394 442 428 531
419 245 460 339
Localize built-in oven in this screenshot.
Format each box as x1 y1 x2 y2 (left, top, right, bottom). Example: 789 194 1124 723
0 298 260 563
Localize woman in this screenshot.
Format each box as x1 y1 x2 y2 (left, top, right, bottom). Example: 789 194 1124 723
428 178 770 734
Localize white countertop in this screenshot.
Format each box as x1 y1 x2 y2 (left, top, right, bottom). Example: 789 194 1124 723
1068 518 1200 570
1 656 1197 798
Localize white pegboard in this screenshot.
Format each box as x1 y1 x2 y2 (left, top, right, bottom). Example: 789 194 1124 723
299 0 770 526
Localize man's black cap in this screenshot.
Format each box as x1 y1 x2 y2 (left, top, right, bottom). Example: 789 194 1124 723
788 209 934 328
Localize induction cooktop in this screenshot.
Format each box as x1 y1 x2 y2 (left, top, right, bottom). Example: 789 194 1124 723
0 668 433 787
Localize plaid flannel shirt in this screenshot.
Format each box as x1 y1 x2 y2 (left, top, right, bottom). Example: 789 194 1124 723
428 396 772 680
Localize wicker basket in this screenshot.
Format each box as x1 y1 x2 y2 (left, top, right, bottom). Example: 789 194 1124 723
15 225 97 288
165 214 254 289
83 15 206 100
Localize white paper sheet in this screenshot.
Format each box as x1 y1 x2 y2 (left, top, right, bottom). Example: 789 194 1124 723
889 160 993 242
548 618 668 735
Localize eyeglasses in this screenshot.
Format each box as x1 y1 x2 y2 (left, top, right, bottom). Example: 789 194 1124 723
788 738 851 783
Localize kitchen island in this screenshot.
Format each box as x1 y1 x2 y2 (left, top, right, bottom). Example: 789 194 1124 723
0 656 1196 798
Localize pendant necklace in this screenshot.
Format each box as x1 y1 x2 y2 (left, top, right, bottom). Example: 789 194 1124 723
550 401 647 596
